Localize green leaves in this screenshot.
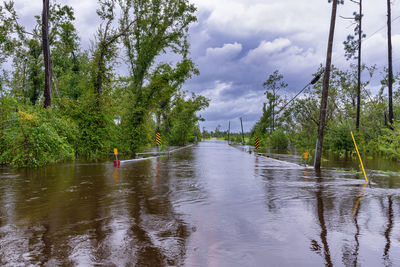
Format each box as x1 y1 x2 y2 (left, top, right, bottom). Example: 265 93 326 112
0 0 207 166
169 93 209 146
0 108 76 167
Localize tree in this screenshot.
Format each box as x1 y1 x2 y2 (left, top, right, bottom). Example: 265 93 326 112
262 70 287 133
42 0 52 108
315 0 343 170
90 0 139 97
120 0 197 152
153 59 199 134
169 93 209 145
387 0 394 126
0 1 18 71
343 0 365 130
49 3 83 100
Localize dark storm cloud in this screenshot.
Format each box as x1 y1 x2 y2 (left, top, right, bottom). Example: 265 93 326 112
185 18 326 131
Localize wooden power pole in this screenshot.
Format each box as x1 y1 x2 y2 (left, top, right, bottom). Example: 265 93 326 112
387 0 394 126
42 0 52 108
228 121 230 145
315 0 339 170
240 117 245 144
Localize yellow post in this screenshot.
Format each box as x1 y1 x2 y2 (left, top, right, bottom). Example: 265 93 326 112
350 131 368 183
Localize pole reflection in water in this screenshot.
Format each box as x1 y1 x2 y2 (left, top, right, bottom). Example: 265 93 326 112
113 167 119 183
310 170 333 267
341 183 367 267
383 196 394 266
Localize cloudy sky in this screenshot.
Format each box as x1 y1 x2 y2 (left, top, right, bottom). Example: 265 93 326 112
14 0 400 132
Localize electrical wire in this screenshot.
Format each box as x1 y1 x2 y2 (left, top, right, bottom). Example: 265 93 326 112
270 3 399 116
276 69 325 115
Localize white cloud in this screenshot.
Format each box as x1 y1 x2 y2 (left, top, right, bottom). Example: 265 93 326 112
244 38 291 63
201 80 232 101
191 0 332 38
15 0 101 48
206 42 243 59
199 80 266 131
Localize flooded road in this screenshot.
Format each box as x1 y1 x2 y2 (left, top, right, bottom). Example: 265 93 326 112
0 140 400 266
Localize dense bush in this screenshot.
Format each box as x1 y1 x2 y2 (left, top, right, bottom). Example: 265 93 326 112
372 121 400 160
325 124 355 152
270 130 288 150
168 93 209 146
63 95 115 158
0 109 76 167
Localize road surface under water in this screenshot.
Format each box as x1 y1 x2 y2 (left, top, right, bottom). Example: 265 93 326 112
0 140 399 266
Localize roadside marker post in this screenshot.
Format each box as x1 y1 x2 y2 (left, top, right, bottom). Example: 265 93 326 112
255 137 260 153
114 148 120 167
303 151 309 166
156 132 161 151
350 131 369 184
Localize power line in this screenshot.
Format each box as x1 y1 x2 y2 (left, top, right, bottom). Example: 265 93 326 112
276 69 325 115
364 15 400 42
269 5 400 114
332 12 400 63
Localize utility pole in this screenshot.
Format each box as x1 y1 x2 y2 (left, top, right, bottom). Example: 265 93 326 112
228 121 231 145
387 0 394 126
42 0 52 108
315 0 339 170
240 117 245 144
356 0 362 130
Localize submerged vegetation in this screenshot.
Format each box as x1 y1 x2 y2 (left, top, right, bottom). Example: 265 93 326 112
0 0 208 167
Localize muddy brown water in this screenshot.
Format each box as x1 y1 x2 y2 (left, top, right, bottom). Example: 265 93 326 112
0 140 399 266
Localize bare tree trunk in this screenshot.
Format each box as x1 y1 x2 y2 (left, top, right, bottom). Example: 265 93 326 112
387 0 394 126
42 0 52 108
315 0 338 170
356 0 362 130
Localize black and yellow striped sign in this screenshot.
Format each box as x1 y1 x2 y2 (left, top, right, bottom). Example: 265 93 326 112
255 137 260 150
156 132 161 146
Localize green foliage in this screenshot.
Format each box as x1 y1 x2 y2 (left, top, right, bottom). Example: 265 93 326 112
373 121 400 160
120 0 198 152
261 70 287 133
270 130 288 150
169 93 209 146
62 94 114 158
343 8 366 61
233 134 243 144
123 105 154 153
0 0 209 168
325 124 354 152
0 109 76 167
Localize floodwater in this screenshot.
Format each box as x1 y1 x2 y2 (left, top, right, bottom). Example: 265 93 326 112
0 141 399 266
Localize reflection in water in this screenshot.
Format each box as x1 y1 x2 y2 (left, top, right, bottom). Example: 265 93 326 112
342 183 367 267
0 141 400 266
383 196 393 266
311 171 333 267
0 157 190 265
113 167 119 182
